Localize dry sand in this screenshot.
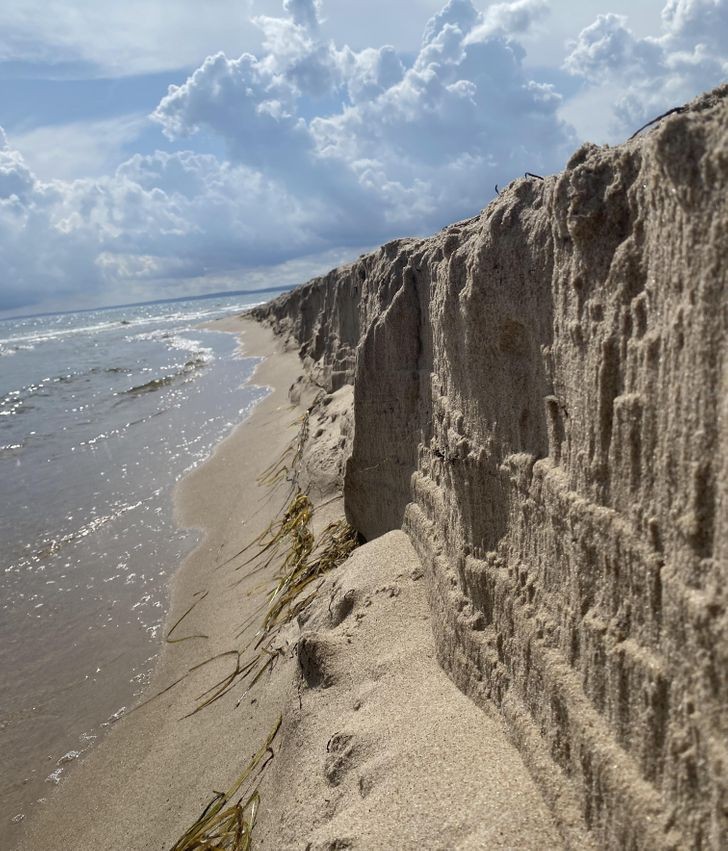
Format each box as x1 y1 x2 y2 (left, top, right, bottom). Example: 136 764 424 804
252 86 728 848
254 529 562 850
12 316 561 850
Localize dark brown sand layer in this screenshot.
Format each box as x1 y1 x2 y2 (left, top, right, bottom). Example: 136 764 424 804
13 317 561 850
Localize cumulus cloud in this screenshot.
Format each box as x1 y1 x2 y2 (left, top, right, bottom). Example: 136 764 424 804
564 0 728 134
467 0 549 42
11 115 148 181
421 0 481 46
0 0 723 313
153 0 573 234
283 0 322 32
0 133 323 311
0 128 35 200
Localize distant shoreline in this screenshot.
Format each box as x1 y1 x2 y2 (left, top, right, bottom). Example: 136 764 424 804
0 285 292 323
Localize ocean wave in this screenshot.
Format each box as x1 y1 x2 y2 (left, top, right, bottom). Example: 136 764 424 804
0 442 24 455
0 373 79 417
0 313 182 349
0 298 262 352
0 320 124 348
124 375 176 395
122 347 211 397
0 341 35 357
129 329 214 361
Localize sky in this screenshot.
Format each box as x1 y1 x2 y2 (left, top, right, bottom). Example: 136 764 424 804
0 0 726 315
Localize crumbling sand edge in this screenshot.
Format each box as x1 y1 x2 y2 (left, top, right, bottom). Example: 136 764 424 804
252 85 728 848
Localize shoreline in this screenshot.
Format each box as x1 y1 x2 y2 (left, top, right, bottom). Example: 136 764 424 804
13 316 307 850
1 308 267 830
14 313 563 850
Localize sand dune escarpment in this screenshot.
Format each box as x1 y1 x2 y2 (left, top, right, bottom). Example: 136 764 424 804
253 86 728 849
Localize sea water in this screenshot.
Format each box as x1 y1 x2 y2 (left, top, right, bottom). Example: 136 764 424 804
0 292 281 825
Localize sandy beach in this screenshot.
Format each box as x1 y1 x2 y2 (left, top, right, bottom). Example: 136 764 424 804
13 317 305 849
13 315 562 850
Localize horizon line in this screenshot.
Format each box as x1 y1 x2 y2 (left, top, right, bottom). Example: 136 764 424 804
0 285 293 323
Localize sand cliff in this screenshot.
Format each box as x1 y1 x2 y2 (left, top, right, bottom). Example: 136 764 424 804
252 85 728 849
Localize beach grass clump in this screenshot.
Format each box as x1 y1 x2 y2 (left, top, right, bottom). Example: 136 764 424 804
169 716 281 851
260 501 360 634
146 403 359 719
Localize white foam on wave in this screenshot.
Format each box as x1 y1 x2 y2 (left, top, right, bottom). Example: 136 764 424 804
0 297 265 351
0 341 35 357
0 373 78 418
129 329 215 365
0 320 122 348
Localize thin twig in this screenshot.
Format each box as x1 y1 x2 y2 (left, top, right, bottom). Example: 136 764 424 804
629 106 686 140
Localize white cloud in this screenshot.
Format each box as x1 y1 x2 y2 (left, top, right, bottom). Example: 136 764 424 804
661 0 728 53
563 0 728 138
0 132 324 311
0 0 723 314
341 46 406 104
0 0 259 76
154 0 573 232
0 1 465 75
282 0 322 31
153 52 309 171
422 0 481 45
10 115 148 181
0 128 35 199
467 0 549 42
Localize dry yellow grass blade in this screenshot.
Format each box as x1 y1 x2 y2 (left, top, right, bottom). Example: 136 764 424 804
256 407 312 489
141 407 360 718
188 489 359 713
166 590 210 644
169 715 281 851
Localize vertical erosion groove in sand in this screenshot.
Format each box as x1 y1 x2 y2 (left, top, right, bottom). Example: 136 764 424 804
252 86 728 849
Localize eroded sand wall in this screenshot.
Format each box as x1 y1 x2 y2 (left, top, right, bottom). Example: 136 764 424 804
252 87 728 848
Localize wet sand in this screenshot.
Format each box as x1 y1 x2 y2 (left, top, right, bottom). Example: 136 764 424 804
13 318 304 849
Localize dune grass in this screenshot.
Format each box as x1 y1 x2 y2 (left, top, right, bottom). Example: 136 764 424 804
188 487 359 714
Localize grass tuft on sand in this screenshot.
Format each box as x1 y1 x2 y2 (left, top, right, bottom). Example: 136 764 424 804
189 487 359 714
